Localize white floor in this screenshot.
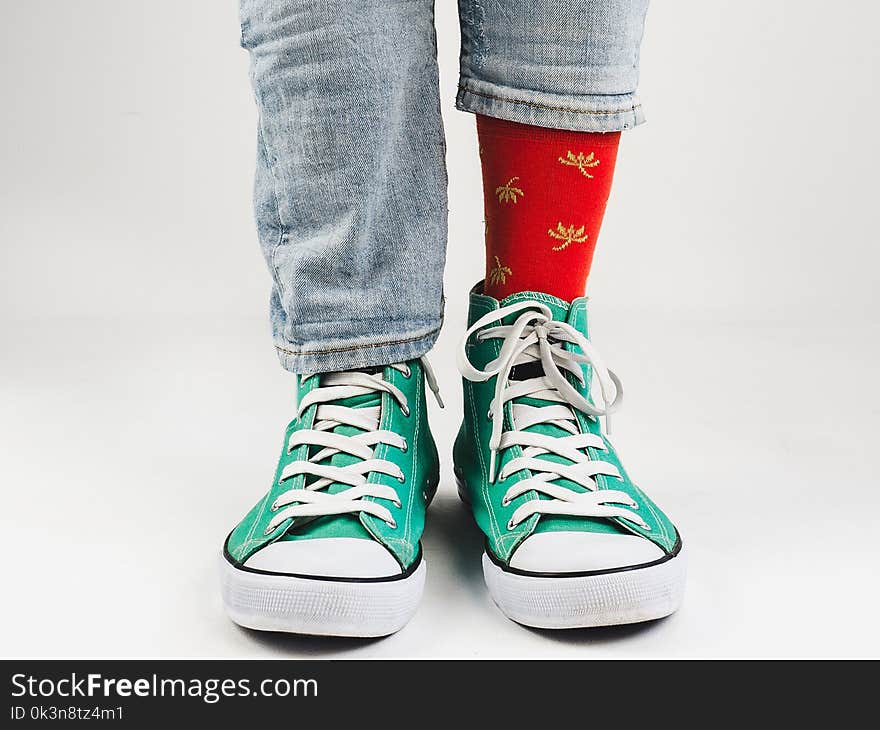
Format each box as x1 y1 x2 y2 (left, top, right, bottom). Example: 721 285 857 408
1 310 878 658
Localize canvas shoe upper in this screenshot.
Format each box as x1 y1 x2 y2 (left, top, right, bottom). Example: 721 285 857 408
454 286 686 628
220 358 441 637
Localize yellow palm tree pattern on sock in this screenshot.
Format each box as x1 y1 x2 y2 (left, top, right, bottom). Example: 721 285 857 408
558 150 600 178
547 222 588 251
495 177 524 204
488 255 513 285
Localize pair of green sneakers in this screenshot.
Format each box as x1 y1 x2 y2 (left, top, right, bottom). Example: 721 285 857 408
220 287 686 636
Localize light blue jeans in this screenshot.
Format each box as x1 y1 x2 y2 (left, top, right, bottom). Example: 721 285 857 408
240 0 649 373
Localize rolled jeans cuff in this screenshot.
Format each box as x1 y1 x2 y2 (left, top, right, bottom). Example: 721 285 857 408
273 319 442 374
456 77 645 133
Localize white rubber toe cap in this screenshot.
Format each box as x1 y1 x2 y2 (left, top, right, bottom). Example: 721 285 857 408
509 531 666 573
243 538 402 579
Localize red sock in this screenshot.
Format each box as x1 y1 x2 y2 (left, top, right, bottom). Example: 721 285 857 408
477 115 621 302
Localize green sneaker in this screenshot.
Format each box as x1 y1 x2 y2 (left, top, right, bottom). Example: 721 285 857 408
454 287 686 628
220 359 441 637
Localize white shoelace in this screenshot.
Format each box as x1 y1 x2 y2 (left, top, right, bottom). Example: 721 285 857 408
265 358 443 536
457 301 649 531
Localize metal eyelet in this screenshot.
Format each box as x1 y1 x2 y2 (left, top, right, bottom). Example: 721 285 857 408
401 366 412 379
507 519 516 530
396 474 406 483
269 501 279 512
263 525 275 536
400 439 408 453
401 405 411 417
501 496 511 507
386 519 397 529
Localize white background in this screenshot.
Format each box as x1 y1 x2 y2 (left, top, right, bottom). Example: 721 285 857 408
1 1 878 657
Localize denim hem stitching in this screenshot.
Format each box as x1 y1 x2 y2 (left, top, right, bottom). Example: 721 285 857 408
458 84 641 117
275 326 441 357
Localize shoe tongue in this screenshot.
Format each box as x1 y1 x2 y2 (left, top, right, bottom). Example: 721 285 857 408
316 366 386 453
499 290 571 324
333 392 380 409
509 363 576 442
286 367 387 540
501 293 561 387
509 360 544 382
354 364 385 376
325 365 385 410
497 293 584 465
509 386 586 509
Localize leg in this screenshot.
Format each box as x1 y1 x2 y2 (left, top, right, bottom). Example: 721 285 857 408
458 0 648 132
454 0 687 629
243 0 447 374
459 0 648 301
221 1 445 637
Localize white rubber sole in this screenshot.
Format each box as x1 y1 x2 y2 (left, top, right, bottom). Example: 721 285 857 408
220 554 426 638
482 547 687 629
